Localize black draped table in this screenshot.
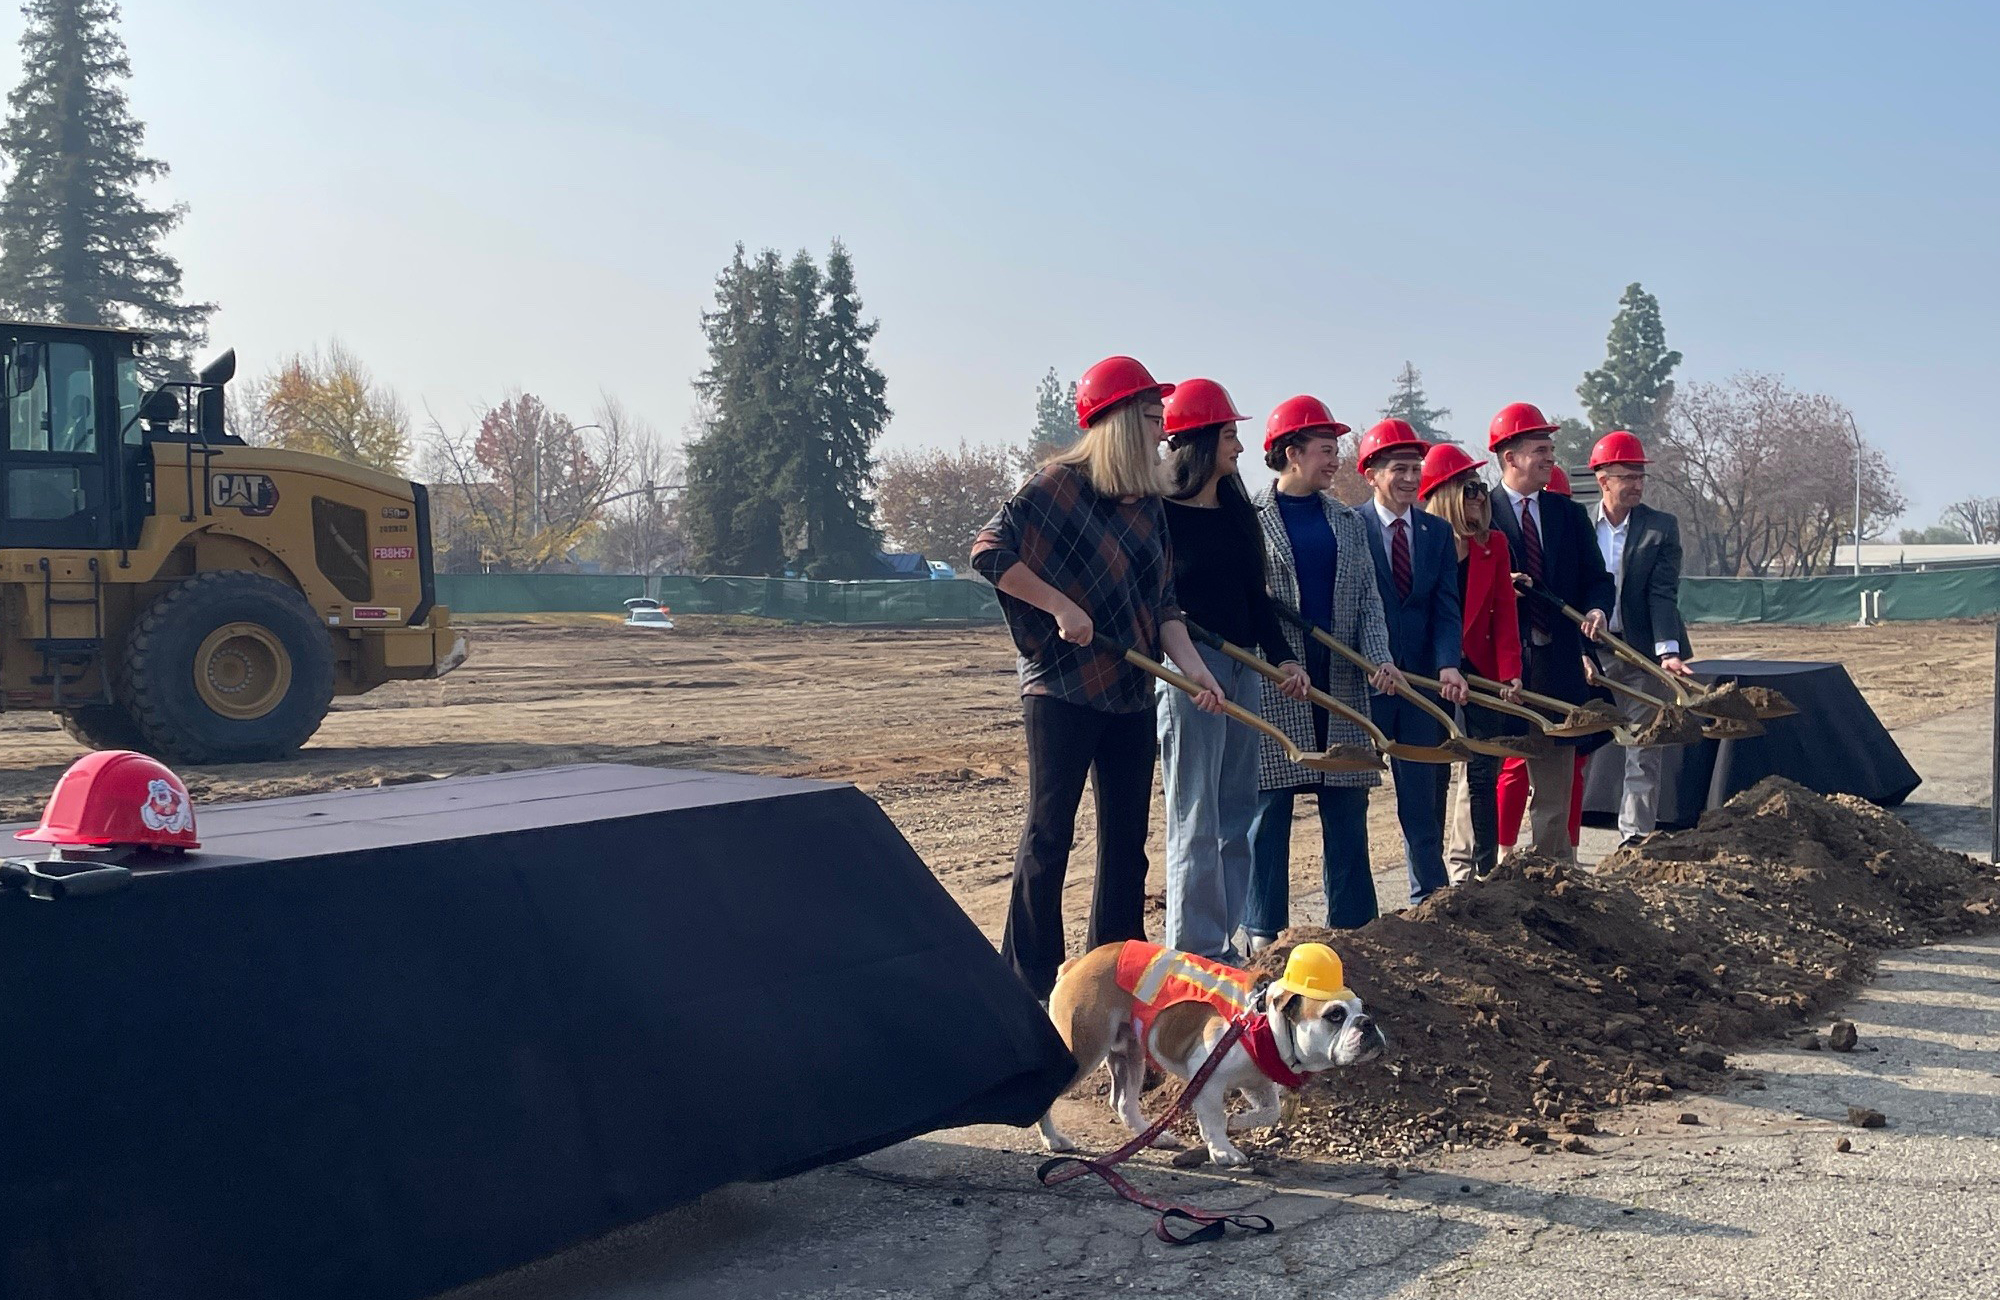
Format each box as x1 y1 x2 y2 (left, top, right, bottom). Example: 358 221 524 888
1582 659 1922 831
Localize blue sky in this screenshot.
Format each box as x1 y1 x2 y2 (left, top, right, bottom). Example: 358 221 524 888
9 2 1995 522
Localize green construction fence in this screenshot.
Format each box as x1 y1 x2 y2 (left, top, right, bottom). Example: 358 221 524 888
1679 565 2000 625
434 566 2000 626
436 572 1006 623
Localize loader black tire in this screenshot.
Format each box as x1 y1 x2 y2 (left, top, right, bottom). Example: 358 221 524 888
58 701 148 753
118 571 336 764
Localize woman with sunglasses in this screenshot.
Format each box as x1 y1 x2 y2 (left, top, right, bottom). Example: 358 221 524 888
1417 442 1523 882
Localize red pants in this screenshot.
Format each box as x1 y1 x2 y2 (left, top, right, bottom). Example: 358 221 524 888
1497 751 1587 849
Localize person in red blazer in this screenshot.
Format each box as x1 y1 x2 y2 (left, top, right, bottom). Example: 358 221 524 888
1495 464 1589 855
1418 444 1523 882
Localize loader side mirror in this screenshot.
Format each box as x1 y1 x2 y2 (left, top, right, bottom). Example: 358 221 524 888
140 389 180 425
196 348 236 387
7 342 43 397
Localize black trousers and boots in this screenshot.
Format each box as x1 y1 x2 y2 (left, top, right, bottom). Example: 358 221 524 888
1001 695 1158 1000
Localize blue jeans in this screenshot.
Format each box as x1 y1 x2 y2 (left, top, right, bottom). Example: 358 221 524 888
1157 644 1264 962
1371 691 1449 906
1246 784 1374 935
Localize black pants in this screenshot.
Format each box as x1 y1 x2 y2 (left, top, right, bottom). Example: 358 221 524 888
1002 694 1158 999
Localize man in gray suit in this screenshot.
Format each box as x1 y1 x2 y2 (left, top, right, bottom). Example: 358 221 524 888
1588 430 1694 846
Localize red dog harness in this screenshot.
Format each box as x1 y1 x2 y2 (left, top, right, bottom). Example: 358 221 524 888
1112 941 1306 1089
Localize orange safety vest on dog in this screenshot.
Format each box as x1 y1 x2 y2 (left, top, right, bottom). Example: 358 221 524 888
1113 941 1305 1089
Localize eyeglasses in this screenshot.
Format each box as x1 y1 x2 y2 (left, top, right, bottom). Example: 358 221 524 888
1600 470 1647 482
1461 479 1490 498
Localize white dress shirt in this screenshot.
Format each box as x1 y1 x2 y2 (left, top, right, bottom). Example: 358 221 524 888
1371 499 1415 532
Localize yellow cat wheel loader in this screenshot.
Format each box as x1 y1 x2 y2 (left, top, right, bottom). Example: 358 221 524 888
0 321 467 763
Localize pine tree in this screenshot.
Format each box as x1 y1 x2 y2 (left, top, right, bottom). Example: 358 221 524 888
1578 282 1682 436
685 241 888 578
810 239 888 578
0 0 212 371
686 246 787 574
1014 367 1078 475
1380 362 1451 440
1552 416 1595 477
771 248 824 568
1032 368 1074 449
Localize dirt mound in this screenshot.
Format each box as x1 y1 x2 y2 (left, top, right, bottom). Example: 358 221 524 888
1212 778 2000 1163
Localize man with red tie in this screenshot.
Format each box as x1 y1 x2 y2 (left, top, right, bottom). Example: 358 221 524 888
1485 403 1615 862
1355 419 1465 903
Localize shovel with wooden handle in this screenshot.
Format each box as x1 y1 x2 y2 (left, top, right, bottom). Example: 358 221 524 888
1094 633 1384 774
1580 656 1717 747
1512 576 1793 724
1266 601 1549 760
1459 669 1628 739
1182 621 1465 765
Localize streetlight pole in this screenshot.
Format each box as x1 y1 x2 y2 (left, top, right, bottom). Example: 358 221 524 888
1845 412 1864 577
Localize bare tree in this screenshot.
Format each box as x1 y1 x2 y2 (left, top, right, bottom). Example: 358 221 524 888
589 397 690 574
1652 374 1903 576
224 372 274 446
424 391 632 572
1941 496 2000 544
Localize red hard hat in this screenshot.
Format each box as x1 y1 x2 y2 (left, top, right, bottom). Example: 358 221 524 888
1162 378 1248 435
1356 419 1431 471
1487 401 1560 451
1589 430 1649 469
1075 356 1174 429
1418 443 1481 500
15 750 200 851
1263 395 1352 452
1547 465 1572 496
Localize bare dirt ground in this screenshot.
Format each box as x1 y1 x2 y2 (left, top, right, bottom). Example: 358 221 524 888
0 616 1991 955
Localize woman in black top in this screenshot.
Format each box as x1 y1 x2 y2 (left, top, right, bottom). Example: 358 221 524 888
1156 378 1308 962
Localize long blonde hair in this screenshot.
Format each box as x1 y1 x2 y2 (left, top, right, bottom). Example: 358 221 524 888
1422 471 1492 541
1050 400 1162 499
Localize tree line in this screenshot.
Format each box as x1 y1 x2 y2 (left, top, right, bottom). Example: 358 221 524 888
876 282 1909 578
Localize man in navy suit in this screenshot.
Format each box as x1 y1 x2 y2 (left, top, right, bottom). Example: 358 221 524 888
1356 419 1465 904
1485 402 1616 862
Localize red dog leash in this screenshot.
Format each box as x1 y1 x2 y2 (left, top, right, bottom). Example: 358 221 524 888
1035 1009 1278 1245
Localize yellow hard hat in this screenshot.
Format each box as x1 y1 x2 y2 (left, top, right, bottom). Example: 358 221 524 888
1271 943 1352 1002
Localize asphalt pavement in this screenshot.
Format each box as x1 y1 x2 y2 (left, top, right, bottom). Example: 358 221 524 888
443 704 2000 1300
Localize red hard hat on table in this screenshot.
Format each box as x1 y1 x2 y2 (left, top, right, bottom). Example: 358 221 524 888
1356 419 1430 471
1162 378 1248 435
16 750 200 851
1418 443 1481 500
1263 395 1351 452
1488 402 1560 451
1589 430 1649 468
1547 465 1572 496
1075 356 1174 429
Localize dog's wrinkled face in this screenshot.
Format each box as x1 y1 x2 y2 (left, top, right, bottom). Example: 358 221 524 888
1274 990 1389 1071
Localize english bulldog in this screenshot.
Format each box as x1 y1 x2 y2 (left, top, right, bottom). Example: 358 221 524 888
1035 939 1386 1168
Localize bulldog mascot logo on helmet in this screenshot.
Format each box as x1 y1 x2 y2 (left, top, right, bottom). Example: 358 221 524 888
15 750 201 853
139 778 193 836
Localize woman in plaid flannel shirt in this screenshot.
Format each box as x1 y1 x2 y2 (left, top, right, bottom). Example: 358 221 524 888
972 356 1223 1000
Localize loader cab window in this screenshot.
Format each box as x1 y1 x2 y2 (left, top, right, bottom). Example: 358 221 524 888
0 335 113 548
7 341 97 453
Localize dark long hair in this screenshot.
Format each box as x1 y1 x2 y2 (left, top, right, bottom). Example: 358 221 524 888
1161 423 1260 540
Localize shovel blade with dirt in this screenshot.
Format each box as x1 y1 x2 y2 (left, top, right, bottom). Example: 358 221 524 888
1513 576 1795 724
